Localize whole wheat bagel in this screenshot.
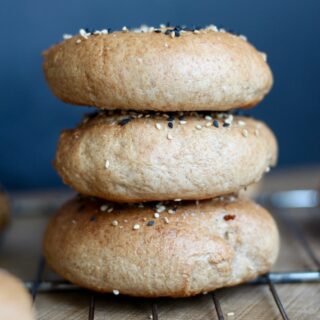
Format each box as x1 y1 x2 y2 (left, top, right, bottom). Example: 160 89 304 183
43 25 272 111
0 189 9 231
43 196 279 297
54 111 277 202
0 269 35 320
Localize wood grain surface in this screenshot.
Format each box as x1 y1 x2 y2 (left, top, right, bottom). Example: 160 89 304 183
0 166 319 320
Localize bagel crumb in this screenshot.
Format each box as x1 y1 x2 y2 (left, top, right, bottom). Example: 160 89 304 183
105 160 110 169
164 43 169 48
124 219 128 223
155 123 162 130
242 129 249 137
72 219 76 224
113 289 120 295
164 217 170 224
168 209 176 214
111 220 118 226
133 224 140 230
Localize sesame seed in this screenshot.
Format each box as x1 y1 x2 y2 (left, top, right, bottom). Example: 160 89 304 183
138 203 144 208
167 133 173 140
242 129 249 137
164 217 170 224
179 120 187 125
113 289 120 295
170 31 175 38
239 34 247 41
157 205 166 213
168 209 176 214
155 123 162 130
107 207 114 213
122 26 128 32
265 166 271 173
213 120 219 128
76 39 82 44
101 29 109 34
255 128 260 136
238 120 246 126
223 122 230 127
63 34 72 40
105 160 110 169
112 220 118 226
79 29 89 39
133 224 140 230
205 115 213 121
205 122 211 127
193 30 200 34
100 204 108 212
195 124 202 130
174 199 182 201
261 52 267 62
168 121 173 129
118 118 131 126
154 213 160 218
147 220 155 226
227 312 235 317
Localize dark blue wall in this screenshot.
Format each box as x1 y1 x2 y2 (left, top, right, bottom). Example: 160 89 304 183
1 0 320 189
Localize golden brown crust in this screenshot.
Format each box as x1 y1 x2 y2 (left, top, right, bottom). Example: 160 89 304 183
0 191 10 231
43 29 272 111
0 269 35 320
43 196 279 297
54 112 277 202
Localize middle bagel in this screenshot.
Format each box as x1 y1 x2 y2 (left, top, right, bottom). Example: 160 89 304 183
55 111 277 202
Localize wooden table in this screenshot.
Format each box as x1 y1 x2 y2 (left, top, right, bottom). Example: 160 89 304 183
0 166 319 320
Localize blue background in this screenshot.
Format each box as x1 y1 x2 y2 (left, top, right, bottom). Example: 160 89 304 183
1 0 319 190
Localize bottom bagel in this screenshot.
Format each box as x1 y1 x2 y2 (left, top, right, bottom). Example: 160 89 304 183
43 196 279 297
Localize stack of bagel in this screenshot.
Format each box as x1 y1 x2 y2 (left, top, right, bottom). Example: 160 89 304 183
42 24 279 297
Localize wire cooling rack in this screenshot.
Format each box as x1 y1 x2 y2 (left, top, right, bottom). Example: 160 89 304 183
1 187 320 320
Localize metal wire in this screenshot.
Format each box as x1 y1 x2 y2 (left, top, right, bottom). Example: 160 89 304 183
151 303 159 320
88 295 95 320
212 292 224 320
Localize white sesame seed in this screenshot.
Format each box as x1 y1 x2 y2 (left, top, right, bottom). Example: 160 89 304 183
157 205 166 213
160 24 166 28
193 30 200 34
168 209 176 214
239 34 247 41
206 25 218 32
100 204 108 212
164 43 169 48
107 207 114 213
113 289 120 295
261 52 267 62
122 26 128 32
179 120 187 125
79 28 89 39
205 122 211 127
167 133 173 140
149 314 153 319
154 213 160 219
219 28 226 33
138 203 144 208
105 160 110 169
227 312 235 317
238 120 246 126
164 217 170 224
63 34 72 40
205 115 213 121
76 39 82 44
265 166 271 173
255 128 260 137
155 123 162 130
242 129 249 137
195 124 202 130
100 29 109 34
112 220 118 226
174 199 182 202
133 224 140 230
170 31 175 38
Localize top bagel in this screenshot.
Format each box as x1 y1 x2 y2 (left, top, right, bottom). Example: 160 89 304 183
43 25 273 112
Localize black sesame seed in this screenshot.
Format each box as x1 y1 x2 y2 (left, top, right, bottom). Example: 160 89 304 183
165 29 171 35
174 30 180 37
118 118 131 126
168 122 173 129
147 220 155 226
213 120 219 128
178 115 185 121
168 114 175 121
154 29 161 33
223 122 230 127
90 216 96 222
